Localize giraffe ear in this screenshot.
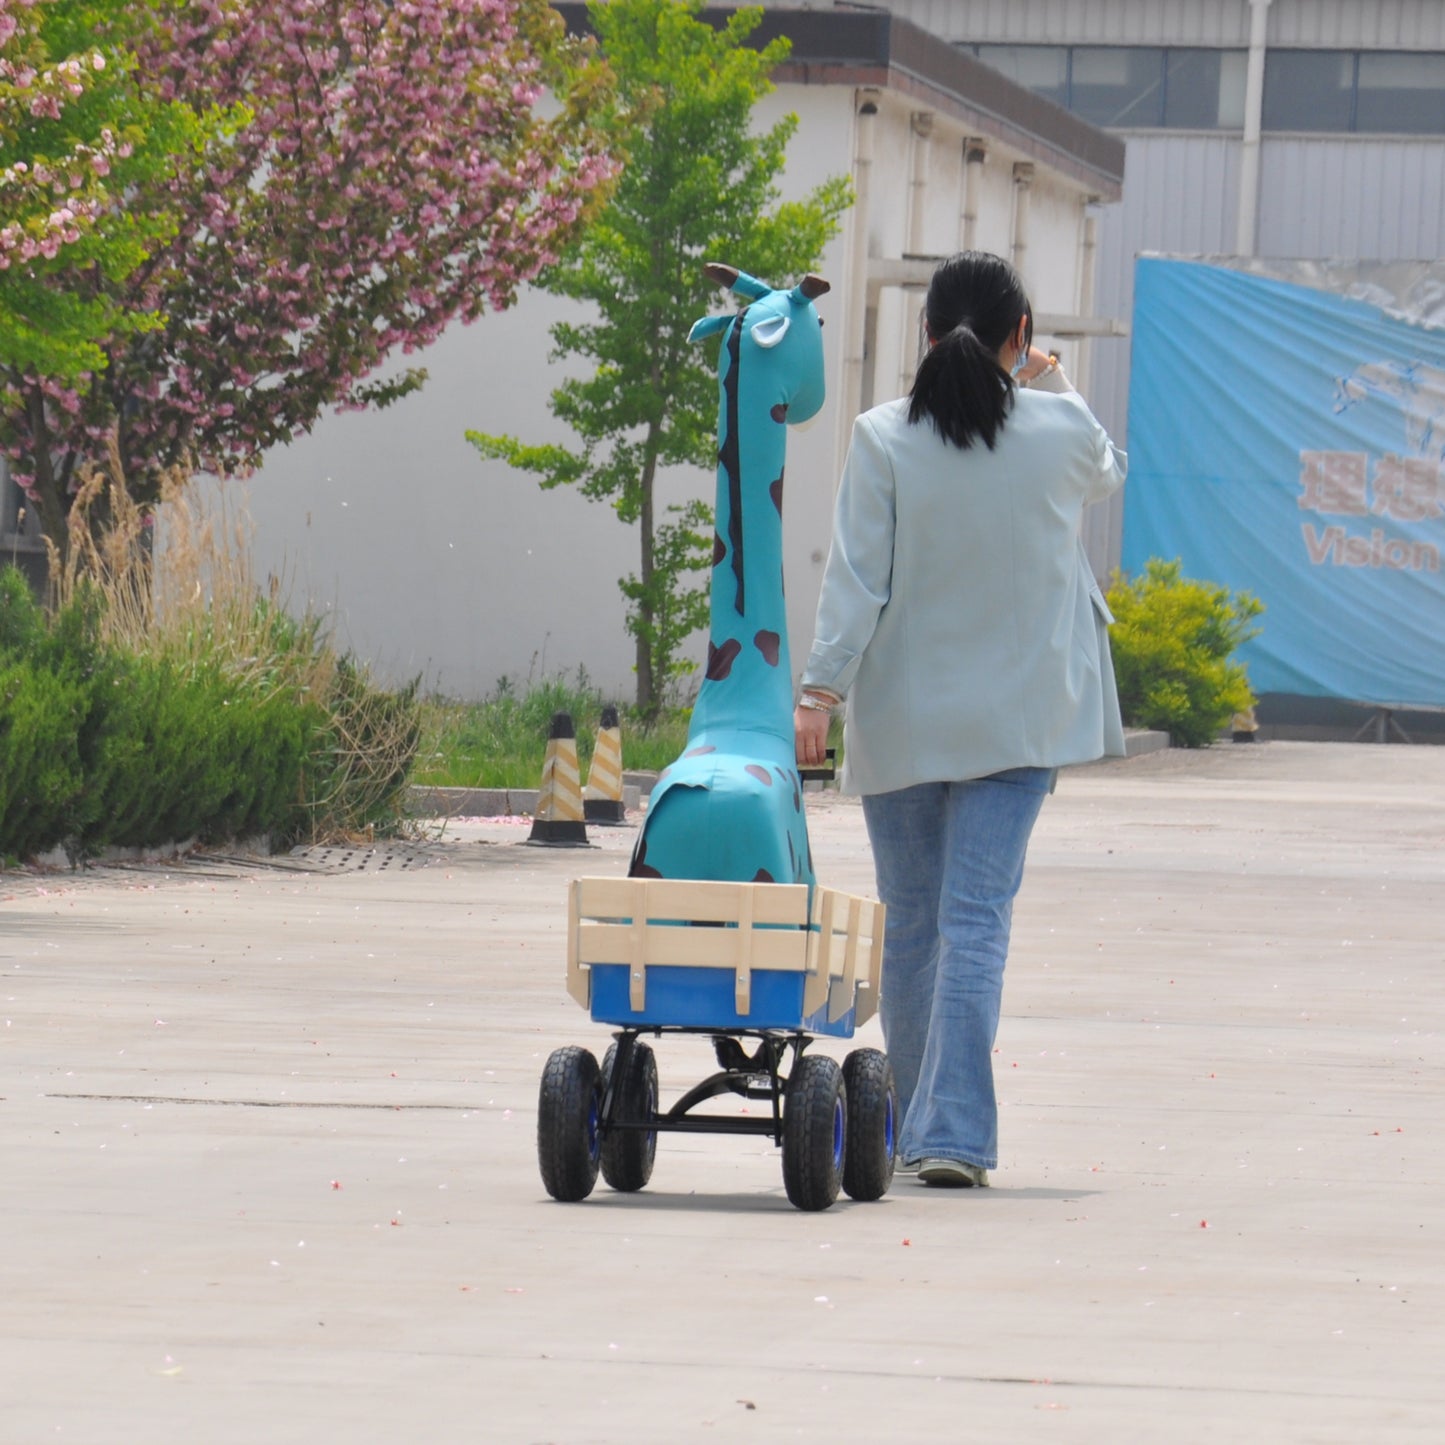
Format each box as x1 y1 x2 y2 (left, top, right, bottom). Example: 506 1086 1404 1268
689 314 732 343
751 314 791 349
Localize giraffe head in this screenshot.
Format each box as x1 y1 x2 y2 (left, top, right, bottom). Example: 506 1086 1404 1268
689 264 830 423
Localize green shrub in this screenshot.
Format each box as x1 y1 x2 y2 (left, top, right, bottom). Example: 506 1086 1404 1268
0 573 95 858
299 659 422 841
0 562 419 860
80 656 313 851
0 656 89 860
414 672 694 788
1106 558 1264 748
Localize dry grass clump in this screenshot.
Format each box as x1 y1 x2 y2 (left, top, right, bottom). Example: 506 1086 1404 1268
38 444 420 846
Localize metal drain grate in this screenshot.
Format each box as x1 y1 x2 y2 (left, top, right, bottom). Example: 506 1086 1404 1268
288 843 443 873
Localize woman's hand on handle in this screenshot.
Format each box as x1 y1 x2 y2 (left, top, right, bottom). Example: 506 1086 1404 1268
794 693 835 769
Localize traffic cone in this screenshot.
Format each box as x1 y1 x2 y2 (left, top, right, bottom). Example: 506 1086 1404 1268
583 704 627 824
527 712 590 846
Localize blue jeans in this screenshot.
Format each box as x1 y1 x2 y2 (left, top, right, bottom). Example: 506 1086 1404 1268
862 768 1054 1170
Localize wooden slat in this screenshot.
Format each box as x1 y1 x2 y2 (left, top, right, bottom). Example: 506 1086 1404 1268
575 876 809 927
734 884 755 1014
565 879 589 1007
858 897 883 1027
566 876 886 1024
575 921 809 972
628 880 650 1009
804 889 834 1017
829 894 864 1023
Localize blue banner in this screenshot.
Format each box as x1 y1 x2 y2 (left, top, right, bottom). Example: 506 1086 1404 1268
1124 257 1445 706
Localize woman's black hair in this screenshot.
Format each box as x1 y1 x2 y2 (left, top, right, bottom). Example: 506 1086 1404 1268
907 251 1032 451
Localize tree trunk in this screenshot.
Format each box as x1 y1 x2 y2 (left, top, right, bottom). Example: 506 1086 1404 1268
634 423 661 714
24 386 70 565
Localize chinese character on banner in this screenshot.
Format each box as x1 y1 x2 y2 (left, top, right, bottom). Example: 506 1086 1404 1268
1371 453 1444 523
1298 451 1369 515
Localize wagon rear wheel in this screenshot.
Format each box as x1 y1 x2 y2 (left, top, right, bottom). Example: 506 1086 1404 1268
538 1046 602 1202
782 1053 846 1211
600 1040 658 1193
842 1048 897 1201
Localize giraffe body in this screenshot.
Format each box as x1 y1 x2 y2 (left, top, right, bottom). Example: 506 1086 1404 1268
629 269 828 890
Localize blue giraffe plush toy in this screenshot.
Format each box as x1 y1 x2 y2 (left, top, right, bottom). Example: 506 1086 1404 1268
629 264 830 890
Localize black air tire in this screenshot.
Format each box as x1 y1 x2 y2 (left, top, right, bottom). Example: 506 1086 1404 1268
842 1048 897 1202
600 1040 658 1193
538 1046 602 1202
782 1053 846 1212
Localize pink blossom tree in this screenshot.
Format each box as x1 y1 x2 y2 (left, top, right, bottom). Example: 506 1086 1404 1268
1 0 207 386
2 0 616 555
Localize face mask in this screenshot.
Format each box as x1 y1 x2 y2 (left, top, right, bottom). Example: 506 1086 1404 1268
1011 344 1029 378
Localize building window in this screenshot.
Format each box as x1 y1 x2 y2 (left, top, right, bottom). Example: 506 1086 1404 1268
1164 49 1247 129
969 43 1445 135
1069 47 1165 127
973 45 1068 110
1263 50 1356 131
1356 52 1445 134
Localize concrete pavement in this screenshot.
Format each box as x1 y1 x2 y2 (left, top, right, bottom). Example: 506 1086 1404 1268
2 741 1442 1443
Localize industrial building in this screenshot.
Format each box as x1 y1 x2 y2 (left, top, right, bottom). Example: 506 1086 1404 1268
6 0 1444 710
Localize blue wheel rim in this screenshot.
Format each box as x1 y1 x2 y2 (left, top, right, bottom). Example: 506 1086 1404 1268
884 1092 896 1159
832 1096 844 1171
586 1093 600 1162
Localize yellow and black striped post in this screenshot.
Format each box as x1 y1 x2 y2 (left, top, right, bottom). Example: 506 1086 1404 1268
527 712 590 846
583 704 627 824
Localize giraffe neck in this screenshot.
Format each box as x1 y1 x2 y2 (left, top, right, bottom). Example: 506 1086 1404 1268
689 316 793 748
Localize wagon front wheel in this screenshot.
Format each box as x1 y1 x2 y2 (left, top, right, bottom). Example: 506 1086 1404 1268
842 1048 897 1201
600 1039 658 1193
538 1046 602 1202
782 1053 846 1211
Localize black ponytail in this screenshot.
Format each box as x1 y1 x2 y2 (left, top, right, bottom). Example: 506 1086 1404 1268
907 251 1032 451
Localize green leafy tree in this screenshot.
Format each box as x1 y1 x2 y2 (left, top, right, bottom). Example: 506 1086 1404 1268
0 0 214 385
1106 557 1264 747
468 0 851 712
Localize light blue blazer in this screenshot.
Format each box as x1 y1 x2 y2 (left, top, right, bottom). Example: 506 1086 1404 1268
801 377 1127 795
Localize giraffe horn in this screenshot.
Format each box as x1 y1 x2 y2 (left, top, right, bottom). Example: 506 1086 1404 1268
705 262 770 300
796 274 831 300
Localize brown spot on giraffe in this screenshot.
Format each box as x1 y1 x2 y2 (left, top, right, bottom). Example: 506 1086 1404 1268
712 533 727 567
629 837 664 878
745 764 773 786
706 639 742 680
754 630 780 666
769 473 784 516
684 745 717 758
771 403 788 423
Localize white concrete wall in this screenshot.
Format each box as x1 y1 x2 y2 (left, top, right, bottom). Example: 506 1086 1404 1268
219 79 1102 700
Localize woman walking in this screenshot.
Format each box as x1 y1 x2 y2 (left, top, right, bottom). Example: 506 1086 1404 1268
794 251 1126 1187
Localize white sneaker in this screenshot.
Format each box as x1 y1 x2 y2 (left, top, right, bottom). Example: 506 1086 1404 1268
918 1157 990 1188
894 1158 921 1176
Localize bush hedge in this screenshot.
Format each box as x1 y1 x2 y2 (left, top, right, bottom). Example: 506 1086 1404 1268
1105 557 1264 748
0 567 418 863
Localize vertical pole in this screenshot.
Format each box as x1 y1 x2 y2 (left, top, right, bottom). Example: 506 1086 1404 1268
959 139 986 251
1236 0 1273 256
901 111 935 396
1074 208 1099 398
1011 162 1035 285
839 91 878 467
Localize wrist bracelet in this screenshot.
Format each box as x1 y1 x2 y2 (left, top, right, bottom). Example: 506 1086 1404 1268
797 693 836 712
